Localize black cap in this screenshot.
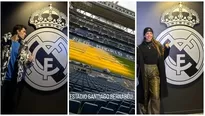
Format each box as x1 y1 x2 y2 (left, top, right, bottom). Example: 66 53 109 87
143 27 153 35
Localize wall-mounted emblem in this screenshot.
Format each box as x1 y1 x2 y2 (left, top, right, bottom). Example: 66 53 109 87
25 4 67 91
156 3 203 85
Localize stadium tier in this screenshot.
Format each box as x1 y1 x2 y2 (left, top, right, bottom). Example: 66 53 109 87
69 2 135 61
69 2 135 114
69 71 135 114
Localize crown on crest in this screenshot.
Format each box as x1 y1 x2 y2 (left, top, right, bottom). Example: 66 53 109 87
161 2 199 27
29 4 67 30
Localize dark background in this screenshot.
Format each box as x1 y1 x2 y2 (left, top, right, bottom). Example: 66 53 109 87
137 2 203 114
1 2 67 114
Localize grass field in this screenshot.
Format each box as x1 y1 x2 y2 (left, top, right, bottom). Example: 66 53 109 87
69 39 135 79
112 55 135 79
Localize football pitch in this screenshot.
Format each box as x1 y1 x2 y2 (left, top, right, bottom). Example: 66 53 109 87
69 40 135 79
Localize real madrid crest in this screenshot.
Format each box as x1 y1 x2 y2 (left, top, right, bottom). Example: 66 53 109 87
156 3 203 85
24 4 67 91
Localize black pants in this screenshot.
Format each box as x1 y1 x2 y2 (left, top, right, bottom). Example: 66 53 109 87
1 79 25 114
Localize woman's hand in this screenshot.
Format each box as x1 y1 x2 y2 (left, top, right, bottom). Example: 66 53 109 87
165 42 170 48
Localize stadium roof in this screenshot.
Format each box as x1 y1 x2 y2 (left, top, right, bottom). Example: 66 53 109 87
70 2 135 30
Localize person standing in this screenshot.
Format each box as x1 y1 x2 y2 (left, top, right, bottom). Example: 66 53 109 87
1 25 33 114
137 27 170 114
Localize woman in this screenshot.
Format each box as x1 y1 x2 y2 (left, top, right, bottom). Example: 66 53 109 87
137 27 170 114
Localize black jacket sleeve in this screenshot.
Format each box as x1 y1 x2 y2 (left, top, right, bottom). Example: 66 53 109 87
164 47 170 60
158 44 169 98
137 46 146 103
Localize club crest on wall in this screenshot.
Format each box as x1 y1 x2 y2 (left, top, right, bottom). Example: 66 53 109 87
156 3 203 85
24 4 67 91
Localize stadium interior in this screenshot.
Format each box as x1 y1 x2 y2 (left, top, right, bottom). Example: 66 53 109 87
69 2 135 114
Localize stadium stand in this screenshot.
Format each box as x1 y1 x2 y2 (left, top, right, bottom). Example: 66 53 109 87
69 70 135 114
69 2 135 114
69 2 135 61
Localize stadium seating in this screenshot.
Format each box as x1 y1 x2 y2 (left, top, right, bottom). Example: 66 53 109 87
69 100 81 114
80 102 98 114
98 107 115 114
69 13 135 54
69 71 135 114
69 13 133 43
106 102 119 112
69 34 134 61
69 5 135 114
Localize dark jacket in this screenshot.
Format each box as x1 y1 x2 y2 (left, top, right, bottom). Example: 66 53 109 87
137 41 170 104
1 33 32 85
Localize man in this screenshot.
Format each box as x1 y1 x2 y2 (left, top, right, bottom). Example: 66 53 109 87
1 25 33 114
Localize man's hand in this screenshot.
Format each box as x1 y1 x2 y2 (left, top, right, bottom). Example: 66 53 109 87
28 54 34 62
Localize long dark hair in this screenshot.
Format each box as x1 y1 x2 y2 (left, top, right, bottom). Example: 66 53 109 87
151 38 163 56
